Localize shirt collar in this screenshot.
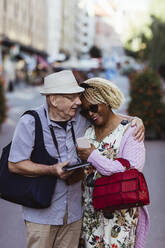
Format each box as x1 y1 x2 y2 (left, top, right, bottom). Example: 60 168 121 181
43 98 77 127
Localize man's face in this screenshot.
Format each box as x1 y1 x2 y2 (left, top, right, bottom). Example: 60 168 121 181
49 93 82 121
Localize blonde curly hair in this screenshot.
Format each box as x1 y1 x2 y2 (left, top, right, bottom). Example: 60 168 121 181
81 77 125 109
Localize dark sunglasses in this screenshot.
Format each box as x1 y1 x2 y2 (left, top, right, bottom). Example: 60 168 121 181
80 104 98 117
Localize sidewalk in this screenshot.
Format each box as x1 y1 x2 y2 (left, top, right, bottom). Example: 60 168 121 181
144 140 165 248
0 118 27 248
0 118 16 154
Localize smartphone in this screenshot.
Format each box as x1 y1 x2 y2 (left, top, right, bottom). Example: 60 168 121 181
76 137 91 148
63 162 90 171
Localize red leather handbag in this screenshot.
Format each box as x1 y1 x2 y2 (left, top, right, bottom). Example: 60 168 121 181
92 158 150 212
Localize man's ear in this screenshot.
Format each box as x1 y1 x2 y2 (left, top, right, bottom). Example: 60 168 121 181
49 95 57 107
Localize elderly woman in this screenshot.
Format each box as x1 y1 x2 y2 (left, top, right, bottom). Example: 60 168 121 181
78 78 149 248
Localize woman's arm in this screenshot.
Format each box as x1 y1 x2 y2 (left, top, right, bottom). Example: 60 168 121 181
86 127 145 176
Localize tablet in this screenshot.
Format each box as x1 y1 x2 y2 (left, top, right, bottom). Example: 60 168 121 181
63 162 90 171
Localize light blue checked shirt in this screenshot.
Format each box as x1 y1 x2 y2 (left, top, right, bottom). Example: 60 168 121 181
9 100 89 225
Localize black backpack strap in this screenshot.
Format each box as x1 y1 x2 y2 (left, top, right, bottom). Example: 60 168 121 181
22 110 44 149
49 125 62 161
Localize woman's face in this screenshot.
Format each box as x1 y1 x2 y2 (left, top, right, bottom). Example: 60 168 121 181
81 96 110 127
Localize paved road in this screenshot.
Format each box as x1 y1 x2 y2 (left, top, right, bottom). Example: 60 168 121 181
0 83 165 248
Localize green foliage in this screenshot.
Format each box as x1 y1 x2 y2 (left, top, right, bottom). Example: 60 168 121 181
150 17 165 70
149 0 165 22
128 68 165 139
0 76 7 127
124 16 165 72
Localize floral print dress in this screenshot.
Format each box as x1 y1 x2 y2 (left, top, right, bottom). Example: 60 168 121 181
82 122 139 248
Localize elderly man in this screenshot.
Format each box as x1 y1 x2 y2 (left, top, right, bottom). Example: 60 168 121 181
8 70 144 248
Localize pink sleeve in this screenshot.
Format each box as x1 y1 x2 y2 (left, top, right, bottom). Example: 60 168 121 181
120 127 145 172
87 126 145 176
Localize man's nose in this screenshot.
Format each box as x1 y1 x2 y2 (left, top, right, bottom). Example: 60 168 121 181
75 96 81 105
88 111 93 117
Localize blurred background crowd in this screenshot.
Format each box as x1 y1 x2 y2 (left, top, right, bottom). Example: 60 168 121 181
0 0 165 138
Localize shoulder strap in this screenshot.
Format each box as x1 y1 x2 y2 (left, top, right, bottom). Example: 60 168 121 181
48 122 81 163
49 125 61 161
22 110 44 149
71 122 81 162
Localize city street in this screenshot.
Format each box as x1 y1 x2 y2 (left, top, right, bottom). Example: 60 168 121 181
0 83 165 248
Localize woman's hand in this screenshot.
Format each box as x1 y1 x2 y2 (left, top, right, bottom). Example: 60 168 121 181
131 117 145 142
77 144 96 161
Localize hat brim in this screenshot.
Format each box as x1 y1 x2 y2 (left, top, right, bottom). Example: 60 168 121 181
40 86 84 95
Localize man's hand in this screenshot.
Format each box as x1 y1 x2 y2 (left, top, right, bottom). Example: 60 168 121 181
131 117 145 142
50 161 74 180
118 114 145 142
77 144 96 161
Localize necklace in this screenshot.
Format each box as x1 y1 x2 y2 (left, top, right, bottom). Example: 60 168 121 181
95 117 123 143
95 125 117 143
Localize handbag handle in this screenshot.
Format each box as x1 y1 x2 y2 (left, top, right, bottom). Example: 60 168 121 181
115 158 131 170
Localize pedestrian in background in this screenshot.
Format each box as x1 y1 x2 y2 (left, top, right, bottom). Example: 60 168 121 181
78 78 149 248
8 70 145 248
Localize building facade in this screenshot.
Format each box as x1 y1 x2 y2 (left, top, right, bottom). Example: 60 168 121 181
0 0 47 53
46 0 96 59
74 6 95 57
60 0 78 57
95 16 124 57
47 0 62 58
60 0 95 58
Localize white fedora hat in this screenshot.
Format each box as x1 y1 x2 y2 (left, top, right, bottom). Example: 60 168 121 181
40 70 84 95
